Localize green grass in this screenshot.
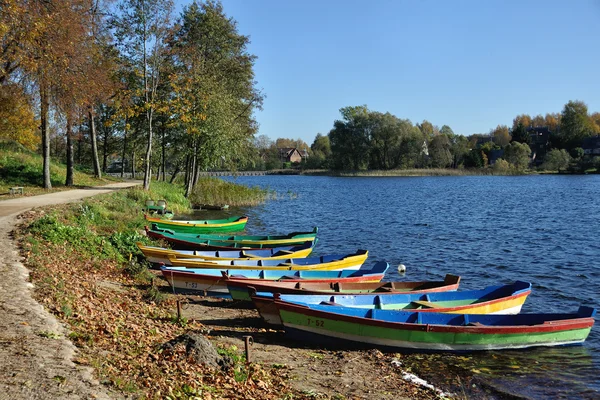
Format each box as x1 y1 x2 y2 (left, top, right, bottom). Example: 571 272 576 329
188 177 271 206
0 139 119 196
26 181 191 269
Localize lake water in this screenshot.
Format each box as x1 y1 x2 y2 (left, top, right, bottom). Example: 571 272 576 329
215 174 599 398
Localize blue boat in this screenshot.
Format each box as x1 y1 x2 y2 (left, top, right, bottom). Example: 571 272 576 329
251 281 532 325
160 262 389 297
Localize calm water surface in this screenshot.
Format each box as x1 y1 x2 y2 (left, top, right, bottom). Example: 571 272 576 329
216 175 599 398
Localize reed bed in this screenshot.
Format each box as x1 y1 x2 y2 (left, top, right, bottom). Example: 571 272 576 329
189 177 271 206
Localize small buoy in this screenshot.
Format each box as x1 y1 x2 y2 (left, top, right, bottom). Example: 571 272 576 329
398 264 406 273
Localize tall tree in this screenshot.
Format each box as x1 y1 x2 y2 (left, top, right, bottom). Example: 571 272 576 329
511 122 530 145
555 100 594 151
491 124 511 147
439 125 454 136
311 133 331 158
590 112 600 134
531 114 545 127
114 0 173 190
329 105 372 170
545 113 561 132
512 114 532 131
417 120 436 143
169 1 263 194
275 138 309 151
447 133 469 168
54 0 115 184
428 134 452 168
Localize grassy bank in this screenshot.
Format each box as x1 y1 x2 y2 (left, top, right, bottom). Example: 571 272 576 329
15 182 295 398
189 177 271 207
0 140 119 196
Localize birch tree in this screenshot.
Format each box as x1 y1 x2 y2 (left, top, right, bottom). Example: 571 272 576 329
113 0 173 190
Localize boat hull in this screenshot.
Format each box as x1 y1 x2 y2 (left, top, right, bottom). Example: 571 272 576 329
145 215 248 233
168 250 369 271
227 274 461 301
137 241 315 265
146 226 318 249
160 262 389 298
252 281 531 326
277 303 596 351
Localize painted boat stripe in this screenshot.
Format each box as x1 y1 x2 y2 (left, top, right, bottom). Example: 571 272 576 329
283 323 588 351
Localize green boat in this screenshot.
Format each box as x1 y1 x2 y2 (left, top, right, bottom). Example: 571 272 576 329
276 302 596 351
145 214 248 233
145 225 318 250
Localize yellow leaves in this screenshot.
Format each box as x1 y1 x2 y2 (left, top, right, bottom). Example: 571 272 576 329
0 84 39 150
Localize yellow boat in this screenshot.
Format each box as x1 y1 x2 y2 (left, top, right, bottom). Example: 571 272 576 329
167 250 369 271
137 241 316 265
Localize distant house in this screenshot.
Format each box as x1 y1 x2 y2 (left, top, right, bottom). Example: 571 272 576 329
279 148 303 163
528 127 552 165
582 136 600 156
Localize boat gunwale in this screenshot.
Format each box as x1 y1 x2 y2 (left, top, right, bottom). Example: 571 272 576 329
275 301 596 335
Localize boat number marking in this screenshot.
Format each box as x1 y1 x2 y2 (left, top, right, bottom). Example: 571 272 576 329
185 282 198 289
307 318 324 327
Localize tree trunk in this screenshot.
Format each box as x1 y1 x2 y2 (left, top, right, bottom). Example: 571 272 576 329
121 116 128 178
77 131 82 165
132 150 136 177
89 110 102 178
40 80 52 189
193 156 201 187
183 154 190 187
185 141 196 198
102 124 109 173
65 111 74 186
142 109 153 190
169 164 181 184
161 127 166 181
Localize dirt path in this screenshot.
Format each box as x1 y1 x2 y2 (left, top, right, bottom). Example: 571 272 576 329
0 182 139 400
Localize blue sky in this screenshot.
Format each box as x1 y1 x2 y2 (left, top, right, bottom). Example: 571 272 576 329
175 0 600 144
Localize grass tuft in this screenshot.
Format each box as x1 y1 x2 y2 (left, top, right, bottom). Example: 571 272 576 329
188 177 270 207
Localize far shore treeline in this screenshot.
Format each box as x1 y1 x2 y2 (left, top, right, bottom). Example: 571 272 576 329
291 101 600 174
2 2 600 195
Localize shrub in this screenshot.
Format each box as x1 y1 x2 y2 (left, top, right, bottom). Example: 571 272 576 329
492 159 511 173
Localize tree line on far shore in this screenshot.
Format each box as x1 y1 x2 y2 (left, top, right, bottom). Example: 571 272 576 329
256 100 599 173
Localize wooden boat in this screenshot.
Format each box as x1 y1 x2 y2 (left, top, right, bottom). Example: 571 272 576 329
137 241 316 265
144 215 248 233
167 250 369 271
145 226 318 250
227 274 461 301
160 262 389 297
274 302 596 351
251 281 531 326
